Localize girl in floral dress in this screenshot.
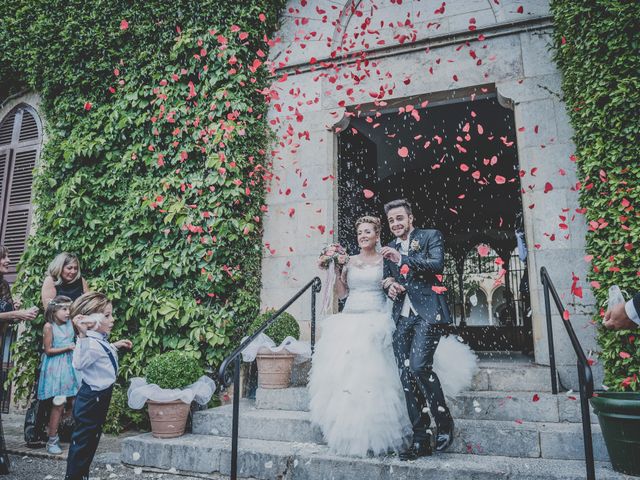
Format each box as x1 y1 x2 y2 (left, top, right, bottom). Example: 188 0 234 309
38 295 81 454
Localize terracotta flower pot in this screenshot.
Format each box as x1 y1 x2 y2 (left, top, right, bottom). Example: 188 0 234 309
147 399 191 438
256 349 295 389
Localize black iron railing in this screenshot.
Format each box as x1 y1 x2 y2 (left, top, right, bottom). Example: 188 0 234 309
218 277 321 480
540 267 595 480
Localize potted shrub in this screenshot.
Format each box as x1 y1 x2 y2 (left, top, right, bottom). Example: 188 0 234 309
249 310 300 389
143 351 205 438
590 328 640 475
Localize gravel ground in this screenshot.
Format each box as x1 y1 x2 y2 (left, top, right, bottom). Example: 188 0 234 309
2 454 232 480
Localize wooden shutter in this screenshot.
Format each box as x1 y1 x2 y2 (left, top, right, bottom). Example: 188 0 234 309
0 106 41 282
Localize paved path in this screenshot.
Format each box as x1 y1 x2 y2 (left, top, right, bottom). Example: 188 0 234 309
1 414 235 479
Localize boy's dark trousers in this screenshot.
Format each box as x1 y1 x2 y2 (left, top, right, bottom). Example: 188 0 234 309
64 382 113 480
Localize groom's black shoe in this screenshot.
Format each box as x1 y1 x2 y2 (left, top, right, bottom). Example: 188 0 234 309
436 420 455 452
399 440 432 461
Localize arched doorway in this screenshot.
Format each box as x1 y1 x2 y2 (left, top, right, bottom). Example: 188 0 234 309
337 86 532 352
0 104 41 283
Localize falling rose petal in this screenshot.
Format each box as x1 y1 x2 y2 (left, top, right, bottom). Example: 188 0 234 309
515 419 523 425
516 5 524 13
477 244 491 257
432 286 447 294
562 310 570 321
532 394 540 402
619 351 631 359
363 189 375 199
398 146 409 158
495 175 506 184
544 182 553 193
400 264 410 276
83 102 92 111
120 19 129 30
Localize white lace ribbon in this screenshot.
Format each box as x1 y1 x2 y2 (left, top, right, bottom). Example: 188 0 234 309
240 333 311 363
127 375 216 409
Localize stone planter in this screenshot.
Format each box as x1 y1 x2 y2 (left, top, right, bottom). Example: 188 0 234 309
147 399 191 438
256 349 295 389
590 391 640 476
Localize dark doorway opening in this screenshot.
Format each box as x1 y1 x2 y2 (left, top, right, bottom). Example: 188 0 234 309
337 87 532 352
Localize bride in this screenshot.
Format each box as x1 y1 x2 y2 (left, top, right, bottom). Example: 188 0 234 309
308 216 412 457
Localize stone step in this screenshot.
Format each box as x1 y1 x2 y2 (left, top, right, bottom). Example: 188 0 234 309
192 404 609 462
255 388 597 423
289 357 553 392
291 359 551 392
122 434 623 479
472 364 553 392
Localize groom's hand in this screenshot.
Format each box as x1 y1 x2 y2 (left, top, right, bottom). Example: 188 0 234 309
388 282 406 300
380 246 401 264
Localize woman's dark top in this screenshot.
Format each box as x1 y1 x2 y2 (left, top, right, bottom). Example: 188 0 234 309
55 277 84 302
0 279 12 314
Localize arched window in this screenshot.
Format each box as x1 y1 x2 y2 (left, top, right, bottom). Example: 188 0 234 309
0 104 41 282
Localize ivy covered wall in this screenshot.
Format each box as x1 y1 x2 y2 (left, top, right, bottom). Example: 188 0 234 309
550 1 639 391
0 0 285 401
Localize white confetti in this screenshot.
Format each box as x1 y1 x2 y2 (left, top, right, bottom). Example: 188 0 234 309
404 359 410 367
106 464 114 471
134 467 143 475
438 406 446 412
265 461 273 469
293 459 299 467
132 452 141 461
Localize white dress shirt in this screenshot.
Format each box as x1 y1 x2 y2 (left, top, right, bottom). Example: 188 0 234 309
396 238 416 317
73 330 119 391
625 299 640 326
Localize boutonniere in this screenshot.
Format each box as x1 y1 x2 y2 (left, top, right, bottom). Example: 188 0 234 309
410 239 421 252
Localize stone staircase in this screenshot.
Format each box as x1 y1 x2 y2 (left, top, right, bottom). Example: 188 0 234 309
122 355 626 479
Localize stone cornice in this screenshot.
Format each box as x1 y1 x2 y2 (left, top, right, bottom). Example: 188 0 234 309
275 15 553 76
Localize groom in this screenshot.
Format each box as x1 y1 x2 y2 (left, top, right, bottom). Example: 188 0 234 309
381 198 454 460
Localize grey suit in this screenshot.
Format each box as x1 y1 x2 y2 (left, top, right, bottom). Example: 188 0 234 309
383 228 453 443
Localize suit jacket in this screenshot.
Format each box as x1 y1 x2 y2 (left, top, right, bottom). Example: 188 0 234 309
383 228 452 325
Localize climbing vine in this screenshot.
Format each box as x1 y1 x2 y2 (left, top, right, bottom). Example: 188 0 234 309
0 0 285 403
550 1 640 391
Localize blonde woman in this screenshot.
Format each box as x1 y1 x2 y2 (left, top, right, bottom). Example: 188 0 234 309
308 216 412 458
41 253 90 308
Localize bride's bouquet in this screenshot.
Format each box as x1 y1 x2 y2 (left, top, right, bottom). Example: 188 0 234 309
317 243 349 314
317 243 350 270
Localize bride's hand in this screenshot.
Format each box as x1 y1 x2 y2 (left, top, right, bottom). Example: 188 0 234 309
381 277 395 290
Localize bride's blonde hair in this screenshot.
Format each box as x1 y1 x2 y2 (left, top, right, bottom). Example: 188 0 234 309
355 216 381 234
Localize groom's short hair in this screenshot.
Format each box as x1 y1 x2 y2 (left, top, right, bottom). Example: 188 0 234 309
384 198 413 216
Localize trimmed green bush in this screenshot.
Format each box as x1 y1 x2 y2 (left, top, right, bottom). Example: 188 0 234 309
550 1 640 391
249 310 300 346
145 351 204 390
0 0 285 402
103 384 149 435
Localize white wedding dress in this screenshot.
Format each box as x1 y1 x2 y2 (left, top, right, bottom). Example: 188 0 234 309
308 257 412 457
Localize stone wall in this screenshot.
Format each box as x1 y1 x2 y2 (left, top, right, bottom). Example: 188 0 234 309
262 0 600 389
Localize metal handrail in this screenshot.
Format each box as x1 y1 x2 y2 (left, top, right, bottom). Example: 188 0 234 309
218 276 321 480
540 266 595 480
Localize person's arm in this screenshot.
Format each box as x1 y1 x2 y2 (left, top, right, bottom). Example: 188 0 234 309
0 308 38 323
335 264 349 300
603 294 640 330
42 323 73 356
81 277 90 294
41 276 57 308
71 315 102 370
628 293 640 325
400 230 445 274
